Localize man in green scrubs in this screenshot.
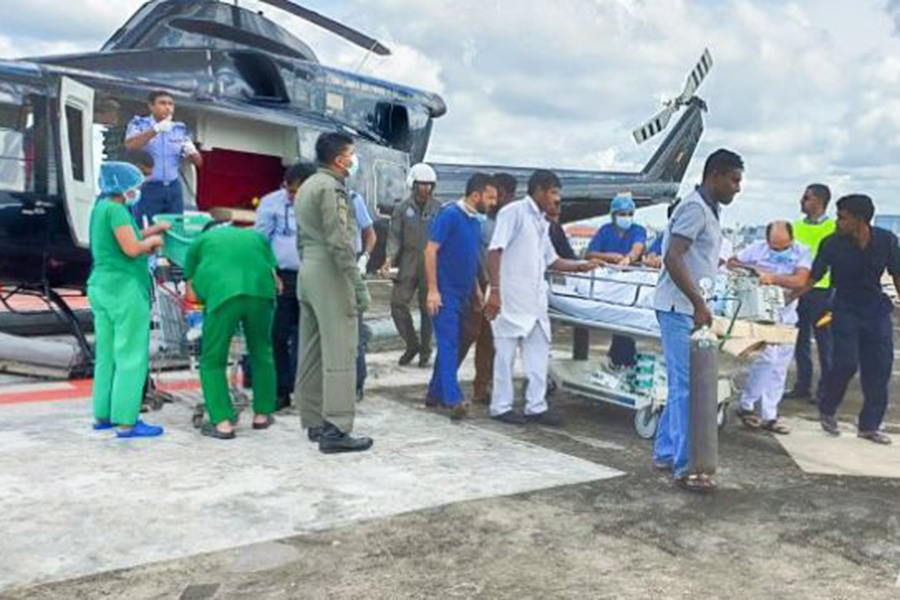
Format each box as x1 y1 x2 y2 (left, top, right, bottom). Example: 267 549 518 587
296 132 373 454
184 224 280 439
89 162 167 438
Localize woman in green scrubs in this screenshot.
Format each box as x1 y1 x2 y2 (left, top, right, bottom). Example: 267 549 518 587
88 162 169 438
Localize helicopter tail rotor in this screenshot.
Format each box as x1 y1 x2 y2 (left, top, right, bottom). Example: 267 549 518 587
632 48 712 145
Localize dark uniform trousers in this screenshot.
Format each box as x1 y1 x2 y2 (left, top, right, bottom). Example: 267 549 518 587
391 263 433 354
793 288 833 398
273 269 300 399
135 181 184 226
819 307 893 432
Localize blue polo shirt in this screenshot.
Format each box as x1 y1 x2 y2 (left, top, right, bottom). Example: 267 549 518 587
429 201 482 298
588 222 647 254
648 235 663 256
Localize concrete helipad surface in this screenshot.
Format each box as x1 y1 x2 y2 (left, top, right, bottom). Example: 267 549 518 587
775 416 900 479
0 390 621 592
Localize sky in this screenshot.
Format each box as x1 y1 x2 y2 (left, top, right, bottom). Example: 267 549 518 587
0 0 898 227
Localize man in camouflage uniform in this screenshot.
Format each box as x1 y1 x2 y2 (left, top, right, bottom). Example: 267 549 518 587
295 132 372 454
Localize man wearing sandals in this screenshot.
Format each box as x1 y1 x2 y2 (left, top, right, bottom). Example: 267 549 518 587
800 194 900 445
651 149 744 492
728 221 812 435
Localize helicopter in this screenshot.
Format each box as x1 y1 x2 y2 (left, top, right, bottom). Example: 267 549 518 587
0 0 711 369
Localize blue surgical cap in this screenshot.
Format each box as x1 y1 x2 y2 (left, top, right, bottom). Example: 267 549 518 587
98 162 144 198
610 192 635 215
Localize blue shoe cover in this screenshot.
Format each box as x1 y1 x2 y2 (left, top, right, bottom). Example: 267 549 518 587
116 421 164 438
93 421 114 430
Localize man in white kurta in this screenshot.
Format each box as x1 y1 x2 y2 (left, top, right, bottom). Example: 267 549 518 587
729 221 812 434
486 170 593 425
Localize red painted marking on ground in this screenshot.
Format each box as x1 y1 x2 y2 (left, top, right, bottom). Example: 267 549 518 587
0 378 200 405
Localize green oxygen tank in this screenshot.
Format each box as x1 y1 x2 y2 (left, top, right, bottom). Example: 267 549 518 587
689 278 719 475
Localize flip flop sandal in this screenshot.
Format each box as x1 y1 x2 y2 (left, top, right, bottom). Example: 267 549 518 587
675 473 717 493
761 420 790 435
201 423 236 440
252 415 275 430
735 407 761 429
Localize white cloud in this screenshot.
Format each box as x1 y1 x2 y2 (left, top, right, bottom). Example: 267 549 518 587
0 0 898 226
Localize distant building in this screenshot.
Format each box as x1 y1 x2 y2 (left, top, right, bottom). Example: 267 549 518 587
565 223 598 258
875 214 900 237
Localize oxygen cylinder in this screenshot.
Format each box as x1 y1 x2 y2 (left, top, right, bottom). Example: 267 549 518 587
689 324 719 475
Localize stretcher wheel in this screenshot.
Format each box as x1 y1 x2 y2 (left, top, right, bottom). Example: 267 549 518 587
634 406 659 440
717 402 730 429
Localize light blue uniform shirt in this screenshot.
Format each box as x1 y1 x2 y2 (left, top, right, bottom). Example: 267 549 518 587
255 188 301 271
125 116 191 184
350 191 374 256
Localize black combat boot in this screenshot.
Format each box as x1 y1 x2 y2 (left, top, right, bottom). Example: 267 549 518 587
318 422 374 454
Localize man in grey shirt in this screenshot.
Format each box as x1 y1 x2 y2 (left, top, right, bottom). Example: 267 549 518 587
652 149 744 493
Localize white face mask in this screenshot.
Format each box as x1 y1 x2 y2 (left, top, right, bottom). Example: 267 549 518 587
347 154 360 178
616 216 633 230
124 188 142 207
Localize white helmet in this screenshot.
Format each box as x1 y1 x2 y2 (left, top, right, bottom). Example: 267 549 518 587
406 162 437 189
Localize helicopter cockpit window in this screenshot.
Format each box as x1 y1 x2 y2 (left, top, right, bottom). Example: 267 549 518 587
0 101 34 193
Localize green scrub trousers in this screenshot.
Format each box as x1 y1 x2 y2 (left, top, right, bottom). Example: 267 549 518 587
200 295 277 425
88 279 150 426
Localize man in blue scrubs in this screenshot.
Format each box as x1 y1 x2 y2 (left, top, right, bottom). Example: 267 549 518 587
125 90 203 225
802 194 900 445
424 174 498 420
586 193 648 368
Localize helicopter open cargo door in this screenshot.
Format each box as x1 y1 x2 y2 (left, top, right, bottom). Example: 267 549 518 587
58 77 95 248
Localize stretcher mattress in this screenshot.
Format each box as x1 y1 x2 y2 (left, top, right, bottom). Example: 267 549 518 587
549 268 661 336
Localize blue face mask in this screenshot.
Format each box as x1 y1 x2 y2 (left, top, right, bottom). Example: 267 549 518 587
347 154 360 178
770 248 793 264
616 216 633 230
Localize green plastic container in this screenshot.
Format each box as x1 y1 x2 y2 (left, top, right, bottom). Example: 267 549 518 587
153 212 215 266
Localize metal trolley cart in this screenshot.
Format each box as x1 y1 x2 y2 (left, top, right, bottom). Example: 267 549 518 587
546 269 735 439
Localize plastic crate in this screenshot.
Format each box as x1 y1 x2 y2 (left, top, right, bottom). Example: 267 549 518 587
153 212 214 266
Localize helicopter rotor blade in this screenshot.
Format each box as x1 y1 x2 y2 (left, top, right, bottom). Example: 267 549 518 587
256 0 392 56
679 47 712 103
631 48 712 144
632 104 678 145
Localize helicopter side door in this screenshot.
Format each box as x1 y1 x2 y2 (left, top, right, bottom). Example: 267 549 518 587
58 77 95 248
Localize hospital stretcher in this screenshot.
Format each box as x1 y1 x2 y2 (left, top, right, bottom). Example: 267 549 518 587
546 268 737 439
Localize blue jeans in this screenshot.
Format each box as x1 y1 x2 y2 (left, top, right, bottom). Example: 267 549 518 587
135 181 184 226
652 310 693 478
819 307 893 432
427 294 466 406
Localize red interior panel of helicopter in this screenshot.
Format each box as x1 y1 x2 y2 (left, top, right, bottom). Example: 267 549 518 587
195 149 284 211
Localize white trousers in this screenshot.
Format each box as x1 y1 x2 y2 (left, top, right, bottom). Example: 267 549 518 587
491 325 550 417
739 344 795 421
